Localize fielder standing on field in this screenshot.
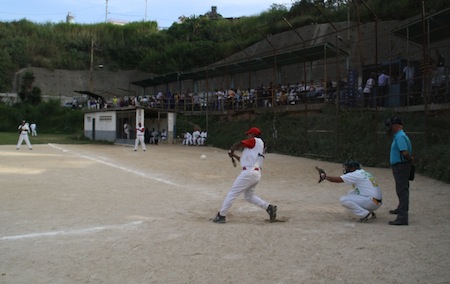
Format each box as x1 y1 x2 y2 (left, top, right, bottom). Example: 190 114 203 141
213 127 277 223
316 160 382 223
385 116 413 226
16 120 32 150
134 122 146 152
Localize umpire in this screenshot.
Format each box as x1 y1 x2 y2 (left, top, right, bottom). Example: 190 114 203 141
385 116 413 226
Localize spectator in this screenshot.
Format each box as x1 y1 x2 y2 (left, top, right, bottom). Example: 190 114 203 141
399 62 416 96
123 121 130 139
160 129 167 141
377 70 390 107
152 128 159 145
433 49 445 87
192 128 201 146
182 131 193 146
198 130 207 146
363 72 376 108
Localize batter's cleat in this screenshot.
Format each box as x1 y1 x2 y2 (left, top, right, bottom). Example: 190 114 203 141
267 205 277 221
213 213 226 223
370 211 376 219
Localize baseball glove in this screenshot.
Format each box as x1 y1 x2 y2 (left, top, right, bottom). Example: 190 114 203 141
315 167 326 183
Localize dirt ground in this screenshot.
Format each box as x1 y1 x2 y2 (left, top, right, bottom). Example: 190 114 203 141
1 143 449 284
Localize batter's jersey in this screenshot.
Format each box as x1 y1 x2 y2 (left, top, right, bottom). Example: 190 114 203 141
240 137 264 169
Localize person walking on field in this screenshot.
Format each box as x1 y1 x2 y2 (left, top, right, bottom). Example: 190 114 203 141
318 160 382 223
213 127 277 223
385 116 413 226
124 121 130 139
30 122 37 136
134 122 146 152
16 120 32 150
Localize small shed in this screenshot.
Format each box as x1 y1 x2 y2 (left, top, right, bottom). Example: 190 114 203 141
84 106 177 144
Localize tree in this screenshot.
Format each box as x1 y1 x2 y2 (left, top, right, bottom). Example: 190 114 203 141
18 71 41 105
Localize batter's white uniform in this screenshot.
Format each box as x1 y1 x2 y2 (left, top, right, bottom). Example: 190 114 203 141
134 125 146 151
16 122 32 150
340 169 382 217
219 137 268 216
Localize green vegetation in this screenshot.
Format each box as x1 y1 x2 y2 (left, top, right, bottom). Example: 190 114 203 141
0 132 104 145
1 0 449 184
178 106 450 183
1 0 448 91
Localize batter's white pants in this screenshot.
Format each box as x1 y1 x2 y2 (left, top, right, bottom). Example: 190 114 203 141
340 190 381 217
134 136 146 151
17 134 32 149
219 169 269 216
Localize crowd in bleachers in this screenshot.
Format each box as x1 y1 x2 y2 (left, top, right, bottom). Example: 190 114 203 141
78 64 448 111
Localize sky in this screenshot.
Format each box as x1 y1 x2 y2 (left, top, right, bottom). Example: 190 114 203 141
0 0 293 28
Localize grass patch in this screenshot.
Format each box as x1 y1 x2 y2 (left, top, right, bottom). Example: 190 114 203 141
0 132 111 145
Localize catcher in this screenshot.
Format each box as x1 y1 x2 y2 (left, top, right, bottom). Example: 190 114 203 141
316 160 382 223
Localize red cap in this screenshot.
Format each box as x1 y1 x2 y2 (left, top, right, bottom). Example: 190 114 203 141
245 127 261 136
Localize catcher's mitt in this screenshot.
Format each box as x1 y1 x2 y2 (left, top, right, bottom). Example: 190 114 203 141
315 167 326 183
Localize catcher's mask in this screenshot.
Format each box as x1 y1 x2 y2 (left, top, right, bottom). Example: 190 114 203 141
343 160 361 174
385 116 403 135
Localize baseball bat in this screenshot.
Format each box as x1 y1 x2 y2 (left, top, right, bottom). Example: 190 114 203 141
231 156 237 167
228 150 237 167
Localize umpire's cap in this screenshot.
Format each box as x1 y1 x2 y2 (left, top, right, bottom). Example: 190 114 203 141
386 116 403 126
245 127 261 136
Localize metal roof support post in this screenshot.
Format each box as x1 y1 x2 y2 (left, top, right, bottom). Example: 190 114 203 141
315 4 340 156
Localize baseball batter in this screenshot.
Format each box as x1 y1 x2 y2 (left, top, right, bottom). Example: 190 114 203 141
134 122 146 151
213 127 277 223
16 120 32 150
317 160 382 222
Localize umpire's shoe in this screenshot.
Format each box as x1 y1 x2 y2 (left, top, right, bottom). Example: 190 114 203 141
213 212 226 223
267 205 277 221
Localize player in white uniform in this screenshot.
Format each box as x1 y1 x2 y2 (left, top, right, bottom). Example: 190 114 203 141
213 127 277 223
192 128 200 145
320 160 382 222
182 132 192 145
16 120 32 150
134 122 146 151
198 131 207 145
30 122 37 136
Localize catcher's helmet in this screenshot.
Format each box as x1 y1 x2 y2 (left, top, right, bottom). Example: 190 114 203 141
343 160 361 174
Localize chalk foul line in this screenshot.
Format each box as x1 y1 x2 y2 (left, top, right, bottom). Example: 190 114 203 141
0 221 143 241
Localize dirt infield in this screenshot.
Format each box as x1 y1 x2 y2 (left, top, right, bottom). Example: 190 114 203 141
1 143 449 283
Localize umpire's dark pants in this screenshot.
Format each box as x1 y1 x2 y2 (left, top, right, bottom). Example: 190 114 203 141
392 163 411 222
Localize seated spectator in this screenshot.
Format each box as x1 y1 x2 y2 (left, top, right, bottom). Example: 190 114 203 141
160 129 167 140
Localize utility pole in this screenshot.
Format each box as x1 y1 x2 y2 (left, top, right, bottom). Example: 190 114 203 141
105 0 109 23
89 38 94 92
145 0 148 21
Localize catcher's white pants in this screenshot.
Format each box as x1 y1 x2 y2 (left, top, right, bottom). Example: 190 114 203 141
17 134 32 149
340 190 381 217
219 169 269 216
134 135 146 150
